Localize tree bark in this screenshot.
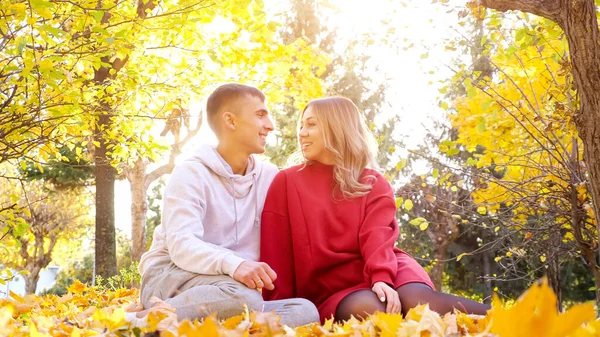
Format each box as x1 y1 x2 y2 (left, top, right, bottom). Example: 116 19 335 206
23 269 41 295
482 250 492 305
127 108 201 262
130 158 148 262
479 0 600 307
94 109 117 279
430 243 450 290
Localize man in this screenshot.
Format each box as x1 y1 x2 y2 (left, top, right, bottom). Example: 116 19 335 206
132 83 319 327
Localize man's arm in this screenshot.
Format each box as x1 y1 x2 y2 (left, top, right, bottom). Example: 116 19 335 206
162 163 244 277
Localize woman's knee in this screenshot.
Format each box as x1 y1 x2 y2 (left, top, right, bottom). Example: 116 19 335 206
335 290 385 321
396 282 435 311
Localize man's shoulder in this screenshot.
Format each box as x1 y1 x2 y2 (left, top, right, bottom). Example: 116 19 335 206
259 160 279 176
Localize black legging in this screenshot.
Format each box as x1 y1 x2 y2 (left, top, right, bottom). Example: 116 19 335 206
335 283 491 321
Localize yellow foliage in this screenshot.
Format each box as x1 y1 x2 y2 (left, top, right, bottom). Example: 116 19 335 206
490 279 596 337
0 279 597 336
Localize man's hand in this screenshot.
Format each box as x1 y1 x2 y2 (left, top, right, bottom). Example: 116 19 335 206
233 261 277 290
372 281 401 314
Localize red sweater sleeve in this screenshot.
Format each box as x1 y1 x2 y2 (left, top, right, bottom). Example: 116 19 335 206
260 171 296 300
359 172 399 287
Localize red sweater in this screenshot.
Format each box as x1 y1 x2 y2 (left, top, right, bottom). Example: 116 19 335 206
260 162 403 320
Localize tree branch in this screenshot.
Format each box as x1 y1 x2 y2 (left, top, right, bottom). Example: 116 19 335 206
478 0 562 22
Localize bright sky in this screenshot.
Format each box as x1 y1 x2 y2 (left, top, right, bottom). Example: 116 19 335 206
113 0 463 238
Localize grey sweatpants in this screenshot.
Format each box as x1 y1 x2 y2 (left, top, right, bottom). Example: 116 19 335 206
140 256 320 327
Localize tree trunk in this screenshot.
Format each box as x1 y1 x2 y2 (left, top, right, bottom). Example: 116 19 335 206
479 0 600 308
430 244 449 291
94 110 117 279
130 158 149 262
547 223 562 311
23 272 40 295
482 251 492 304
559 0 600 247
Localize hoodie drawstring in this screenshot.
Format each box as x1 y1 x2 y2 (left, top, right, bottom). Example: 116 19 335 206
230 177 238 243
253 173 259 227
229 173 260 244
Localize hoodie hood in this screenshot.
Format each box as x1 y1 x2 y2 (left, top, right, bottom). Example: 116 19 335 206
186 144 266 243
188 144 263 198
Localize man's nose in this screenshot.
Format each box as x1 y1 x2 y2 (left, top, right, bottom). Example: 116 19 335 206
265 116 274 131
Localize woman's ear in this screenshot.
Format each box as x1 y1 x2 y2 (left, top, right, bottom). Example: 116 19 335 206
222 111 236 131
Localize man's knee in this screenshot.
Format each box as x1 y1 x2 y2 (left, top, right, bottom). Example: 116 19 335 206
292 298 320 324
229 285 264 312
276 298 320 327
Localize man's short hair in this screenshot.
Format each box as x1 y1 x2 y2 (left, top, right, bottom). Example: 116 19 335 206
206 83 265 134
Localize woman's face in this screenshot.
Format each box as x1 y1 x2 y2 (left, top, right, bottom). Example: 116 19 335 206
299 107 335 164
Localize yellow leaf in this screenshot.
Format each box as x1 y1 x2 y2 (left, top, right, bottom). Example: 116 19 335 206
419 221 429 231
404 199 414 211
540 254 547 262
477 206 487 214
490 278 596 337
223 314 244 329
395 197 404 209
68 280 87 294
457 252 470 261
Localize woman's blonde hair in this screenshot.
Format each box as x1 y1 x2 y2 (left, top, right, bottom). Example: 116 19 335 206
299 96 378 199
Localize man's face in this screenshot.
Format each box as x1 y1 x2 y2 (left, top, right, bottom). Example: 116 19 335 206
231 95 274 154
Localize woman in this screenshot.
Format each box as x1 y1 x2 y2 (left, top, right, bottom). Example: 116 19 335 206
260 97 490 322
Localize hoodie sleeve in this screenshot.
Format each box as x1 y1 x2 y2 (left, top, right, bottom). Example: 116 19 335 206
162 163 245 277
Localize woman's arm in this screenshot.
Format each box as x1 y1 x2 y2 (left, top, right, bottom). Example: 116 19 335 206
358 172 399 287
260 171 296 300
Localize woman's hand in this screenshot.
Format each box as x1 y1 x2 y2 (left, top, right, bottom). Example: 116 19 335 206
372 281 401 314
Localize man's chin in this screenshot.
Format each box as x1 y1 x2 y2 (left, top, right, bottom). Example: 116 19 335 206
252 145 266 154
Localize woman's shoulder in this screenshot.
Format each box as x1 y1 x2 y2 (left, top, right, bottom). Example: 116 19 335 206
269 164 305 185
361 168 387 183
280 163 306 174
362 169 393 195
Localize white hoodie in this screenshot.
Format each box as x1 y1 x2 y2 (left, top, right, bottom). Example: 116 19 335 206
139 144 279 278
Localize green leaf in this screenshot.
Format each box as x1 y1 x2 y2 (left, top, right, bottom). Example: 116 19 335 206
477 118 486 133
395 159 407 171
480 100 492 111
409 217 426 226
395 197 404 209
91 11 104 23
447 148 460 156
41 24 65 37
515 28 526 42
432 169 439 179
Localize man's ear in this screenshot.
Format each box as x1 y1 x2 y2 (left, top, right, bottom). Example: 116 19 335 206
222 111 236 131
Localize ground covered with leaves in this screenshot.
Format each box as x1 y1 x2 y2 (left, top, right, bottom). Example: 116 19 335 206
1 280 598 337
